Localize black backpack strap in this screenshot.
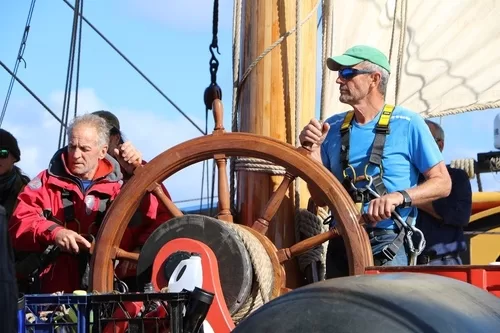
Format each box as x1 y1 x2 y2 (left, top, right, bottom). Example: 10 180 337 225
61 188 75 224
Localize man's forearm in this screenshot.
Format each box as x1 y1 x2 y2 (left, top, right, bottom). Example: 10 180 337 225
406 165 451 206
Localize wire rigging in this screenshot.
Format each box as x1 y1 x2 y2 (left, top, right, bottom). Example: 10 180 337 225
201 0 221 215
0 0 37 127
58 0 84 149
61 0 205 135
0 60 64 127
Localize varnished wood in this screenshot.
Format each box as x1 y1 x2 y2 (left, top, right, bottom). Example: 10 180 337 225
251 173 295 234
212 99 225 133
215 153 233 222
149 182 183 217
90 133 372 292
276 228 340 263
113 247 140 261
238 0 319 289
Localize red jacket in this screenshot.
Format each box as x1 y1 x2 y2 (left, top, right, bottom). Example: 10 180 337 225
9 148 173 293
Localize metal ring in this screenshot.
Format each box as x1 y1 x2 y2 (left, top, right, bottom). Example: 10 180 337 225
342 164 356 180
364 162 384 179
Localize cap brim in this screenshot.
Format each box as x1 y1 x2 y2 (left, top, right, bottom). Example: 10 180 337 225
326 55 364 71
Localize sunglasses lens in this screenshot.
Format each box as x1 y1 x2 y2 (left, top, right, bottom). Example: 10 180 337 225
0 150 8 159
340 68 355 79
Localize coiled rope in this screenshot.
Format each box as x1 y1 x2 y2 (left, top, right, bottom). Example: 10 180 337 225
225 224 274 323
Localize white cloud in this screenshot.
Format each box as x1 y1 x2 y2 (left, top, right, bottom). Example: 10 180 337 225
124 0 234 31
2 88 216 208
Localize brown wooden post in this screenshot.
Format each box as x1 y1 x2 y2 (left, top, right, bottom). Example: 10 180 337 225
236 0 318 288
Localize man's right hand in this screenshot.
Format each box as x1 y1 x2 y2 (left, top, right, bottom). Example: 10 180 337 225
299 119 330 150
54 229 91 254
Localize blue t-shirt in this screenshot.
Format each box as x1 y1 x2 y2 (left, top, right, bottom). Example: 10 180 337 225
321 105 443 229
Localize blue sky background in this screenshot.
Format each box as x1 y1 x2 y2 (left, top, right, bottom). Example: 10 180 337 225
0 1 498 209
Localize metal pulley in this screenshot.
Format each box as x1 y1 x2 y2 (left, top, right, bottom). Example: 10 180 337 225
204 83 222 110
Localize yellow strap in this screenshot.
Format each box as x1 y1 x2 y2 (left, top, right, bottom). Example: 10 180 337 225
340 110 355 131
377 104 395 128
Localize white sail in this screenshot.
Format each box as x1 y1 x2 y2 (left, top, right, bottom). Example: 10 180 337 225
323 0 500 118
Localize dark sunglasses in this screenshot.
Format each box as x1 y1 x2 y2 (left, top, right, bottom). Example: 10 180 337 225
338 68 373 80
0 149 9 159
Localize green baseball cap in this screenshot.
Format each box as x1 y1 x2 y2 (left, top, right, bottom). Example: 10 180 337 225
327 45 391 73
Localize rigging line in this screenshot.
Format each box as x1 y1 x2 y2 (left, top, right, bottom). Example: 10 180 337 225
61 0 205 135
0 60 65 127
73 0 84 119
59 0 83 149
0 0 38 127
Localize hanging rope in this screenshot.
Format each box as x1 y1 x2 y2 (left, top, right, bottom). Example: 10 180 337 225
202 0 222 215
229 0 243 213
319 0 333 121
0 0 37 127
58 0 84 149
394 0 408 104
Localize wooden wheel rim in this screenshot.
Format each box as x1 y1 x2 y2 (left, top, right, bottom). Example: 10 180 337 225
90 132 373 292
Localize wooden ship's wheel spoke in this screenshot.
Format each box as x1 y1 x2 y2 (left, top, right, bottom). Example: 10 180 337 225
251 172 295 234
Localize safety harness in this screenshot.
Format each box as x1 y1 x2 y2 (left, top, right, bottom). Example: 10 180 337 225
16 188 111 293
338 104 425 265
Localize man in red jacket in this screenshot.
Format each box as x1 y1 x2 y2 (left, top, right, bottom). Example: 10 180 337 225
91 110 174 280
9 113 171 293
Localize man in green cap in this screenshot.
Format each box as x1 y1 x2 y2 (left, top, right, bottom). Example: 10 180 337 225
299 45 451 276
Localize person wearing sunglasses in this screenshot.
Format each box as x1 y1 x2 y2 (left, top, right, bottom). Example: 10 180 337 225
415 120 471 266
299 45 451 277
9 114 173 294
0 129 30 219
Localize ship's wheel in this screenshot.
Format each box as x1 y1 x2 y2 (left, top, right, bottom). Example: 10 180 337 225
89 99 373 326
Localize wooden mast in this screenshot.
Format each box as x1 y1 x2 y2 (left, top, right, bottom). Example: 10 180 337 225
236 0 318 288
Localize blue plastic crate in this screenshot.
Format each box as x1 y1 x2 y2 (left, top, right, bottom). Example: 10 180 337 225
19 294 91 333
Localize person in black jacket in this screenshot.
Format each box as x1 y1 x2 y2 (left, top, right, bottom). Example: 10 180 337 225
415 120 472 265
0 204 18 333
0 129 29 219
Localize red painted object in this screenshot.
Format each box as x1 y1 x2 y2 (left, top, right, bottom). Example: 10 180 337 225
364 265 500 297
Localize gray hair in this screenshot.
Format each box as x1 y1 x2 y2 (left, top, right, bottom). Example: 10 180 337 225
359 61 389 95
67 113 111 148
425 119 445 141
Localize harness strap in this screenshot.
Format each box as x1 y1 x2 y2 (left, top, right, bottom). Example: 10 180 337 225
60 188 111 228
338 105 417 262
339 110 355 170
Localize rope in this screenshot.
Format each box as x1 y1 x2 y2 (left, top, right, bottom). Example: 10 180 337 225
61 0 205 135
58 0 83 149
234 157 286 175
0 0 37 127
225 224 274 323
294 0 303 246
294 209 329 278
319 0 333 121
450 158 476 179
235 0 321 111
0 61 64 127
425 100 500 118
230 0 243 213
394 0 408 104
229 0 320 208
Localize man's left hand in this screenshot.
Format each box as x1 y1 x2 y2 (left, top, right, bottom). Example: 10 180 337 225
365 192 404 226
114 141 142 176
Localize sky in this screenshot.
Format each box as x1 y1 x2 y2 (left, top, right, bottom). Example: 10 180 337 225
0 0 498 210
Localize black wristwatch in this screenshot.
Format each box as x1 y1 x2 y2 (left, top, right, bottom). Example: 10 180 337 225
397 190 412 208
